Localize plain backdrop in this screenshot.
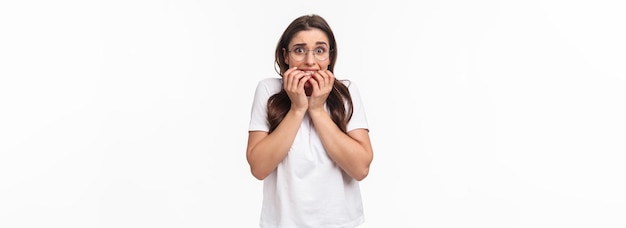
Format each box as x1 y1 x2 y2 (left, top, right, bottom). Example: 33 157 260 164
1 0 625 227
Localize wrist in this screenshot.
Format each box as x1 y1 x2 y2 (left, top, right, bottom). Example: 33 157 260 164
289 106 308 117
307 108 326 117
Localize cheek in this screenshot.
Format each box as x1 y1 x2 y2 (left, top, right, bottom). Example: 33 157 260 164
321 62 330 70
318 59 329 69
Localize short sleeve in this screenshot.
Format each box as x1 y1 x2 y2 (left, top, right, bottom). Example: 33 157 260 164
249 78 282 132
344 81 369 132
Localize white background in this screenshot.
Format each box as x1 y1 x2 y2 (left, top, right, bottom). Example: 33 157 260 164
1 0 625 227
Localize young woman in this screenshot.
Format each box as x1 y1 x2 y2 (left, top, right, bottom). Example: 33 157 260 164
246 14 374 228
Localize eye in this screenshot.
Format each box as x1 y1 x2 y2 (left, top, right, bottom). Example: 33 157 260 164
315 47 326 54
293 47 305 54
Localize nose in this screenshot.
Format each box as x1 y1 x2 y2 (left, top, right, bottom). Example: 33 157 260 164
304 51 316 65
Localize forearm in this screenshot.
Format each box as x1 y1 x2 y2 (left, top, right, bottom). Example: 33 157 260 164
309 110 373 181
247 109 306 180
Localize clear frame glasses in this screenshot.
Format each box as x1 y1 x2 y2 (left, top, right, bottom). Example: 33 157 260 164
288 47 332 61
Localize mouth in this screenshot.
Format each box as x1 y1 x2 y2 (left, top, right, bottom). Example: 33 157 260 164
300 69 317 74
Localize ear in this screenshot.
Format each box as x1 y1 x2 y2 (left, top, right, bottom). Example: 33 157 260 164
283 48 289 65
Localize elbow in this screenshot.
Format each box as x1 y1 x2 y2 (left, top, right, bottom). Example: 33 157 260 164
250 167 269 180
247 154 275 180
247 153 269 180
353 155 373 181
353 166 370 181
353 156 373 181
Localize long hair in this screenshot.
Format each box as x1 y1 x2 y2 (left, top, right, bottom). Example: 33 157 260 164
268 14 354 133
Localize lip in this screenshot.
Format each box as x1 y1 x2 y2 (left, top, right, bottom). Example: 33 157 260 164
300 69 318 75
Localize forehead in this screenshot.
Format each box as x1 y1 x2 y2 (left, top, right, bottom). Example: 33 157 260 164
288 28 329 46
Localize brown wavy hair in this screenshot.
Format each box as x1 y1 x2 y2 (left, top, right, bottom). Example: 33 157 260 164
268 14 353 133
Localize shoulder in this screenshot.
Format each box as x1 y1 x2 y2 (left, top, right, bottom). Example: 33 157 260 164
258 77 282 87
339 79 352 87
255 77 283 93
259 77 282 85
339 79 360 94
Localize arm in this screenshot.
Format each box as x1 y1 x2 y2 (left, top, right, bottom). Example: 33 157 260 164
246 67 311 180
309 111 373 181
307 70 374 181
246 108 306 180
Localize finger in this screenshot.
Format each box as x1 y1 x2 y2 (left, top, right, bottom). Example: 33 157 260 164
284 67 301 84
323 70 335 83
320 70 335 91
317 70 329 87
308 76 320 92
283 66 298 78
284 68 299 84
324 70 335 82
283 69 294 89
287 71 305 91
312 71 326 90
298 75 311 90
293 72 312 94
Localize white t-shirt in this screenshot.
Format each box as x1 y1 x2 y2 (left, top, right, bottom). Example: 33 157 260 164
248 77 369 228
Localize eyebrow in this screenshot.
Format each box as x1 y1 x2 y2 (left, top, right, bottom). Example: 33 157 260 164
292 41 329 47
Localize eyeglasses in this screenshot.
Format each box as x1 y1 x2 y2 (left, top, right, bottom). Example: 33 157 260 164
287 47 333 61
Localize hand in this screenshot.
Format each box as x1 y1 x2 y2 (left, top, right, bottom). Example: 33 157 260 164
283 67 311 112
307 69 335 113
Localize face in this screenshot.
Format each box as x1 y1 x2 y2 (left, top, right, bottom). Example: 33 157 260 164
283 28 331 75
